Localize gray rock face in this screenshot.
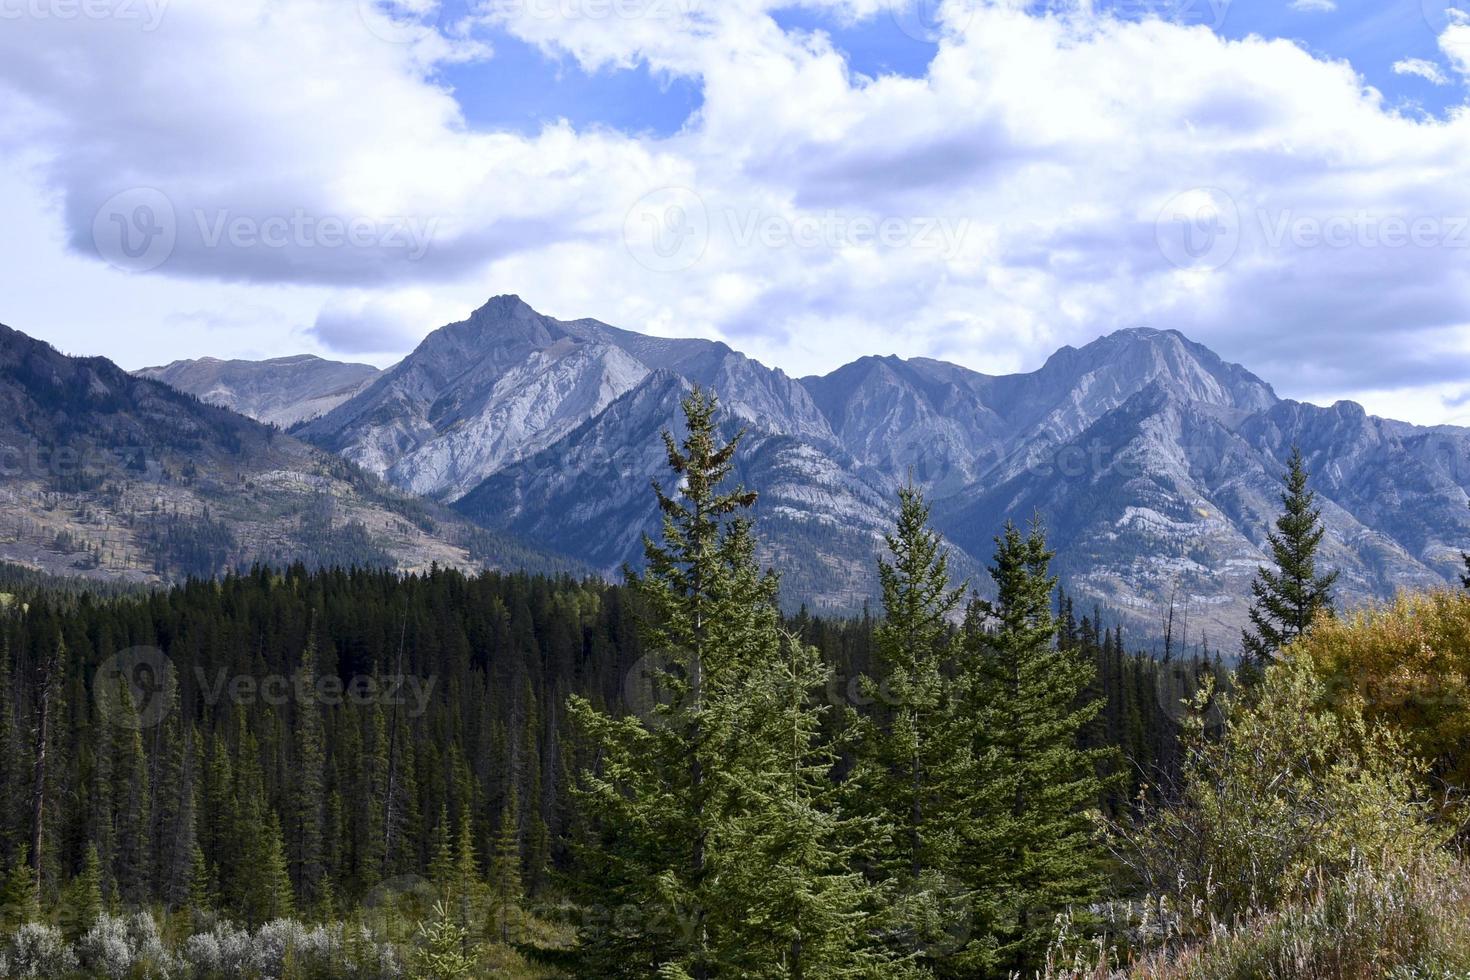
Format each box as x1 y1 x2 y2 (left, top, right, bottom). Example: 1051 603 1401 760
136 355 381 428
298 296 839 503
293 296 1470 640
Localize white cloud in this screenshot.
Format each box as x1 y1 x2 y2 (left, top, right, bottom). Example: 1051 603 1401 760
1 0 1470 424
1394 58 1450 85
1289 0 1336 11
1441 8 1470 78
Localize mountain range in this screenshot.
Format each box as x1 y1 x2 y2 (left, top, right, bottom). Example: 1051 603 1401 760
31 293 1470 650
0 322 569 584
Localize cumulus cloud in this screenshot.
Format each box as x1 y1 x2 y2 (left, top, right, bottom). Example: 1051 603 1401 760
1395 58 1451 85
1290 0 1336 11
2 0 1470 423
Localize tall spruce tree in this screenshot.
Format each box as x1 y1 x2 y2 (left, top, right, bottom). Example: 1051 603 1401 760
488 785 521 943
1241 447 1339 673
856 485 966 883
953 518 1112 975
568 387 782 977
570 387 897 978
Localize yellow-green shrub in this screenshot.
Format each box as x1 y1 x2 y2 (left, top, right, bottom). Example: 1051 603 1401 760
1290 589 1470 792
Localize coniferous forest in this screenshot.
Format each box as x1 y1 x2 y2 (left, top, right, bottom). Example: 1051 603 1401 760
0 389 1465 978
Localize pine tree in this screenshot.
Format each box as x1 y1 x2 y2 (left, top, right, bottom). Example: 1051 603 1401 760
428 803 455 902
62 844 104 940
1241 447 1339 673
488 786 521 943
257 809 296 923
855 485 965 881
953 518 1112 975
150 693 194 910
452 802 483 933
109 682 151 906
289 623 326 908
567 388 794 977
0 852 38 930
187 840 213 915
571 388 906 977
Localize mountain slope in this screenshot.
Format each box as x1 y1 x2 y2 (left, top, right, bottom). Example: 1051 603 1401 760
136 355 381 427
454 370 916 610
0 323 566 582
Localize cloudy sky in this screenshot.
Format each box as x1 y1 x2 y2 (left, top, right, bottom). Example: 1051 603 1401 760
2 0 1470 424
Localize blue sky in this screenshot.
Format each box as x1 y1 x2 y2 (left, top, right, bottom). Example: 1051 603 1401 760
2 0 1469 426
440 0 1467 138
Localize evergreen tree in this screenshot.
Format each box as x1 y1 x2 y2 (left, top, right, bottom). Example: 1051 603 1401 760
568 387 782 977
488 785 521 943
1241 447 1339 673
953 518 1112 975
186 840 213 915
0 852 38 930
62 844 103 940
260 809 296 922
288 623 326 908
571 389 910 977
723 631 920 977
428 803 455 902
855 485 965 881
452 802 483 934
109 682 151 907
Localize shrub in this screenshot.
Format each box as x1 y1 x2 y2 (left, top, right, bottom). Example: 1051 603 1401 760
77 912 175 978
1104 655 1450 933
3 922 79 977
1290 589 1470 793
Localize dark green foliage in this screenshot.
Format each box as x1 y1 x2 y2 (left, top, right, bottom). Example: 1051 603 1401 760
951 519 1114 975
1242 447 1339 674
0 853 37 929
854 485 966 883
568 388 910 978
